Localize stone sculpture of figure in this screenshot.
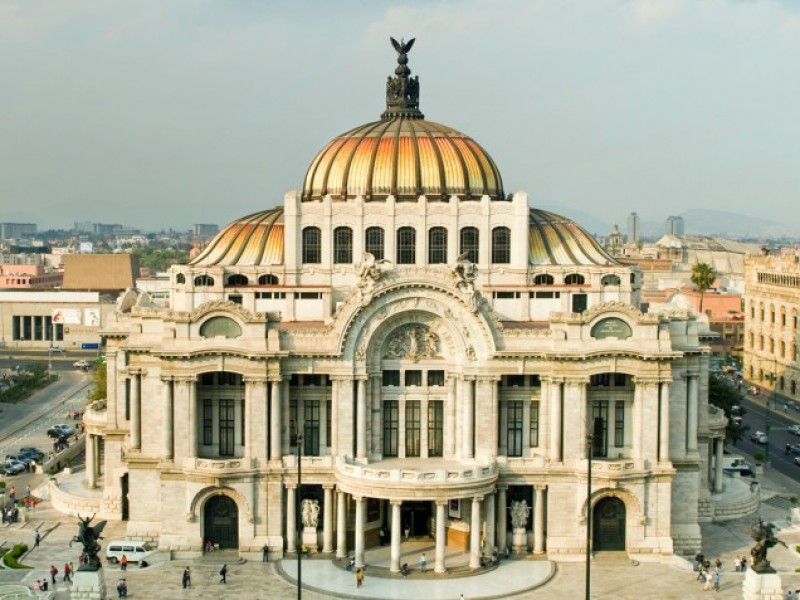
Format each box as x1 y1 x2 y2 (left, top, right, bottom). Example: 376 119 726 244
750 519 785 573
451 252 479 312
70 514 107 571
301 499 320 528
510 500 529 530
356 252 391 306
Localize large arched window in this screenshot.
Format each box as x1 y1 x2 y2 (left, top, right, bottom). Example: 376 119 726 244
227 274 249 286
175 273 186 284
333 226 353 264
601 274 621 286
459 227 479 263
533 274 554 285
428 227 448 264
491 227 510 264
396 227 416 264
258 274 279 285
302 227 321 264
194 275 215 287
365 226 385 260
565 273 585 285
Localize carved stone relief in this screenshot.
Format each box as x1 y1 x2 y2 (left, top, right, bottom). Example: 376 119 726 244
383 324 441 361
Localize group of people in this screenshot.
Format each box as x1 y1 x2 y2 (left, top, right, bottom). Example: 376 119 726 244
694 552 721 592
116 577 128 597
733 555 749 572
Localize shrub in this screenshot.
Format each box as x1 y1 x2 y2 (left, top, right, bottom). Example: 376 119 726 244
753 452 765 463
3 544 32 569
796 545 800 553
0 482 6 489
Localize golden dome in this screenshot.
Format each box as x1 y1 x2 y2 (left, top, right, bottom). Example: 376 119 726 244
529 209 617 266
190 209 284 267
302 37 503 202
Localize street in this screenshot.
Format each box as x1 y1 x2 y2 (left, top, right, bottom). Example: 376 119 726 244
733 394 800 482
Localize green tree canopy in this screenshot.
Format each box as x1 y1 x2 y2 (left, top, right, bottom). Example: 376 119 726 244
132 247 190 273
87 364 107 402
709 373 746 443
690 262 717 313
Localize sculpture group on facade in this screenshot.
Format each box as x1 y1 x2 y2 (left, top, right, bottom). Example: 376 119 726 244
301 498 320 529
451 252 479 312
71 514 107 571
750 519 785 573
510 499 529 530
384 324 440 361
356 252 391 306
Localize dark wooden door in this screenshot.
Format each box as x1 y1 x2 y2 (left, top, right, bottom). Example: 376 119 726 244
204 495 239 549
593 497 626 551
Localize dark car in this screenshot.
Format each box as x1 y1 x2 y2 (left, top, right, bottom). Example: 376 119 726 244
19 447 44 461
47 424 76 438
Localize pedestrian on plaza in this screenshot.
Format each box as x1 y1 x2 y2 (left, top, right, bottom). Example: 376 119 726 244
404 526 410 541
356 567 364 588
734 557 741 572
715 558 722 571
63 562 71 582
34 529 40 548
400 563 410 576
262 544 269 562
703 571 714 591
40 580 48 592
419 553 427 572
69 562 74 578
33 580 40 591
379 527 386 546
787 590 794 600
741 556 747 572
714 571 721 592
120 554 128 571
219 564 227 584
695 550 704 571
182 566 191 589
49 565 58 584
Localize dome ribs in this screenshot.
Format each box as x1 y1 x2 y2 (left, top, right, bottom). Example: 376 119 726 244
362 118 396 200
408 120 423 197
455 138 488 198
415 120 449 198
190 209 285 267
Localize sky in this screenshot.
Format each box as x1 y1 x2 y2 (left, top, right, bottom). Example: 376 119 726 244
1 0 799 232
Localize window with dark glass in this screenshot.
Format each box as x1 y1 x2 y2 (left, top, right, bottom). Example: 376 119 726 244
382 370 400 386
396 227 416 264
571 293 587 313
565 273 585 285
258 274 279 285
601 274 620 286
492 227 511 264
529 375 541 387
302 227 321 264
333 226 353 264
428 401 444 457
459 227 479 263
533 274 554 285
592 403 609 457
227 274 249 286
219 399 235 456
405 370 422 386
203 399 213 445
194 275 214 286
304 400 320 456
427 370 445 387
228 294 243 305
176 273 186 284
406 400 421 456
614 401 625 447
530 401 540 447
383 400 399 457
507 401 523 457
365 226 385 260
428 227 448 264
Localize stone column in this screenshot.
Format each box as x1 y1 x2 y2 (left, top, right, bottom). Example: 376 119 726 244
130 371 141 449
354 496 365 568
322 486 334 553
336 490 347 559
577 381 588 458
370 375 382 458
659 381 671 463
534 485 546 554
470 496 483 569
162 377 174 460
282 378 291 457
714 437 724 493
286 484 297 553
632 381 643 461
187 377 197 459
270 378 282 462
331 378 340 457
485 492 496 550
357 378 367 460
496 486 508 552
549 378 562 462
85 434 96 488
446 376 457 457
462 377 474 459
390 500 402 572
687 373 699 452
435 500 447 573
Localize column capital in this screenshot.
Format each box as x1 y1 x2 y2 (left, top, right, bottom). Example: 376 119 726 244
390 499 403 507
285 482 298 490
352 494 364 502
472 495 484 503
173 375 197 384
496 484 509 492
127 367 145 376
435 499 449 508
564 377 590 387
322 483 336 490
243 375 269 384
329 375 353 382
534 484 547 492
632 376 661 387
476 375 501 384
160 375 175 383
268 376 284 384
541 375 565 384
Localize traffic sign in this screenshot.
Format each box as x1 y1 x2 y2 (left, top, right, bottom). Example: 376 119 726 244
81 343 100 350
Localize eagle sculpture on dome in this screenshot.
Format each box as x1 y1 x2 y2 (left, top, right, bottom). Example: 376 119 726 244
390 37 415 55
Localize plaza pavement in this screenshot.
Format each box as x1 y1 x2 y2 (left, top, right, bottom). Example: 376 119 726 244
1 444 800 598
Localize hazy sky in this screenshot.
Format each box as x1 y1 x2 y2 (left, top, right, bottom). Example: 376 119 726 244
1 0 799 232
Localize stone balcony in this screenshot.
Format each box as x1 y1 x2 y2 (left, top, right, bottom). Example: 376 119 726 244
82 401 107 433
708 404 728 434
334 457 498 501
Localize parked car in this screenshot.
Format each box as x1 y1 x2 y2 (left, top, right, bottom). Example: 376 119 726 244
3 461 25 475
789 424 800 436
73 360 90 369
795 456 800 467
106 540 155 564
789 444 800 455
5 454 32 467
47 424 76 438
49 346 65 355
18 447 44 461
750 431 768 444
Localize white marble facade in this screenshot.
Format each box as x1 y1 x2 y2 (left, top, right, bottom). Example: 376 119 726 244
81 44 714 566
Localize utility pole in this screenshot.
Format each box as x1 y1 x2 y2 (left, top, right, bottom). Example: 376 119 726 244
585 426 594 600
296 431 303 600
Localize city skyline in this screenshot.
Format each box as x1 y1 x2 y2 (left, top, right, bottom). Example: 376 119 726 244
2 0 799 231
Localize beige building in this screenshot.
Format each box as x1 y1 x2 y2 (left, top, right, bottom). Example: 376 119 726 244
75 43 719 568
744 249 800 397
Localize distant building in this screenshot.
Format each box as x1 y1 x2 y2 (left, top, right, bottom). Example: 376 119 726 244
743 249 800 399
61 254 139 293
626 212 640 243
665 216 684 236
194 224 219 239
606 224 622 256
0 264 62 290
0 223 37 241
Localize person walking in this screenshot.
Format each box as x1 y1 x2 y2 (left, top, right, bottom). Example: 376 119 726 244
120 554 128 571
49 565 58 585
219 564 227 584
356 567 364 588
262 545 269 562
419 553 428 572
63 562 71 582
182 566 191 589
713 571 721 592
34 530 40 548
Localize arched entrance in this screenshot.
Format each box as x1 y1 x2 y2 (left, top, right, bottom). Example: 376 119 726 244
592 496 626 551
204 495 239 549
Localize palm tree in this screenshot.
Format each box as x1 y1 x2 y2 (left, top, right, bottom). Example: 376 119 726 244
690 262 717 314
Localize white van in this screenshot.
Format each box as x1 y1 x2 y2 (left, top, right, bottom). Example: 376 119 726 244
105 540 155 564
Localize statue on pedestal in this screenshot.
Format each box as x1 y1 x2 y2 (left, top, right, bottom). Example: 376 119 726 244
71 514 107 571
750 519 785 573
301 499 320 529
510 500 528 530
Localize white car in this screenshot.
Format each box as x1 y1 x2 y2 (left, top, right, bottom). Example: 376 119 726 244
750 431 768 444
73 360 90 369
789 424 800 436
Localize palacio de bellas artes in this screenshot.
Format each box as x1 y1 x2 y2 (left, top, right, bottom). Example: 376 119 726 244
66 38 721 571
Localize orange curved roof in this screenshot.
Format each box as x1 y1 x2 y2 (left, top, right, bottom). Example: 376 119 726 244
529 209 617 266
302 118 504 201
190 209 284 267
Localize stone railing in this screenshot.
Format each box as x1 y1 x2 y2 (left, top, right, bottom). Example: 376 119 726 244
335 457 497 486
185 457 256 473
48 477 103 518
590 459 636 473
707 404 728 433
82 403 107 431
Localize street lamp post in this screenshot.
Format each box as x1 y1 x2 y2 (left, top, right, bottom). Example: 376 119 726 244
296 431 303 600
585 426 594 600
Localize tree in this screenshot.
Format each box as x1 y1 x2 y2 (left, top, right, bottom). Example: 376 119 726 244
690 262 717 313
87 364 107 402
709 373 747 443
